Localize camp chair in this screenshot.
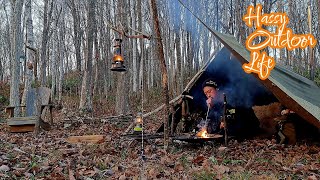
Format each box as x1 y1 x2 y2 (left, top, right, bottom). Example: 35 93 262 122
6 87 53 133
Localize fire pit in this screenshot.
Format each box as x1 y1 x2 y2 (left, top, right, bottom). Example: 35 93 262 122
173 133 223 143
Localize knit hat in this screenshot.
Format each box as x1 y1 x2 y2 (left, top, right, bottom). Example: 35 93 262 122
202 78 218 89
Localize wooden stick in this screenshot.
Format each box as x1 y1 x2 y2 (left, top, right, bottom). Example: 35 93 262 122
104 20 151 39
143 95 181 118
223 93 228 146
124 122 135 134
143 94 193 118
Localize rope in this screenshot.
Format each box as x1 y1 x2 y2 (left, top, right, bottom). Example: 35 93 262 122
177 0 210 30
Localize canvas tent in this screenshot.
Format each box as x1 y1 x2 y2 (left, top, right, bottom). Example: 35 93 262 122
182 30 320 130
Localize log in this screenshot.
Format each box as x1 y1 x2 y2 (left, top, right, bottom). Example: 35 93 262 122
66 135 105 144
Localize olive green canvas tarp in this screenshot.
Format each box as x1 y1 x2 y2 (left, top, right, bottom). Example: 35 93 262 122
207 29 320 129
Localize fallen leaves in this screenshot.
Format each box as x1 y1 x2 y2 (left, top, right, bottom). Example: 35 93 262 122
192 155 206 164
218 146 227 151
174 162 184 172
308 175 318 180
0 165 10 172
0 115 320 180
148 167 158 178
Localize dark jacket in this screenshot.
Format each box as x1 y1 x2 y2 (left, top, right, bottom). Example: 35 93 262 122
207 102 224 134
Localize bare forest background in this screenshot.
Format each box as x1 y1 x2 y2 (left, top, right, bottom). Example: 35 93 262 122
0 0 319 116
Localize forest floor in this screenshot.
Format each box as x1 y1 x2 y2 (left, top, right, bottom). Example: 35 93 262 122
0 101 320 180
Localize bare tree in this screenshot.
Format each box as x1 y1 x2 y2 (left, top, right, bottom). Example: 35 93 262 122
57 1 66 103
40 0 54 86
10 0 24 116
69 0 82 72
150 0 170 151
79 0 96 112
22 0 35 106
114 0 129 115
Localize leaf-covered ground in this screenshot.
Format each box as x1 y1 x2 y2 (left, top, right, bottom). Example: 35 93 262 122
0 109 319 180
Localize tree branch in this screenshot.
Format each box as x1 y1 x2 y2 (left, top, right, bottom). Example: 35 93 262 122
103 18 151 39
26 45 37 53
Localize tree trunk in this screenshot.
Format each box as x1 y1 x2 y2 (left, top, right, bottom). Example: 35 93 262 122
79 0 95 112
316 0 320 78
22 0 35 107
175 33 182 94
308 4 314 80
180 30 185 90
0 58 3 81
10 0 24 116
40 0 53 86
51 30 57 100
150 0 170 151
187 32 194 80
70 0 82 72
93 33 99 95
138 0 144 92
115 0 130 115
131 0 138 93
100 0 109 99
58 3 66 103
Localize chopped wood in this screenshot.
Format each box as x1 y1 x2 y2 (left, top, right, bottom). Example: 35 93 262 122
66 135 105 144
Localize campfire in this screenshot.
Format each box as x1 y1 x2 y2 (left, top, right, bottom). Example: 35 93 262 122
196 129 209 138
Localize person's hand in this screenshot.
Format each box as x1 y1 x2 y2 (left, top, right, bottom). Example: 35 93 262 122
220 122 225 129
281 109 289 115
281 109 294 115
206 97 213 108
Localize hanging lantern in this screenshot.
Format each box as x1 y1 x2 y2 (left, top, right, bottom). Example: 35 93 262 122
134 112 143 132
110 38 126 72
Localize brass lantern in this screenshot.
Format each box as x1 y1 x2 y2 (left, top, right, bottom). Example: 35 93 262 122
110 38 126 72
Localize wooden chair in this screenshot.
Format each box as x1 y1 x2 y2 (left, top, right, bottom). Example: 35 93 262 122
6 87 53 132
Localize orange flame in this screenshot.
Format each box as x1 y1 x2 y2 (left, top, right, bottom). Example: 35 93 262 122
196 129 209 138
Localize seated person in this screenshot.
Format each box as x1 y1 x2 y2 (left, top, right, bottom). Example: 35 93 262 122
202 78 259 137
202 79 225 134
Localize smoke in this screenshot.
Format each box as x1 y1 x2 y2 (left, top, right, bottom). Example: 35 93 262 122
190 48 276 112
207 48 275 108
